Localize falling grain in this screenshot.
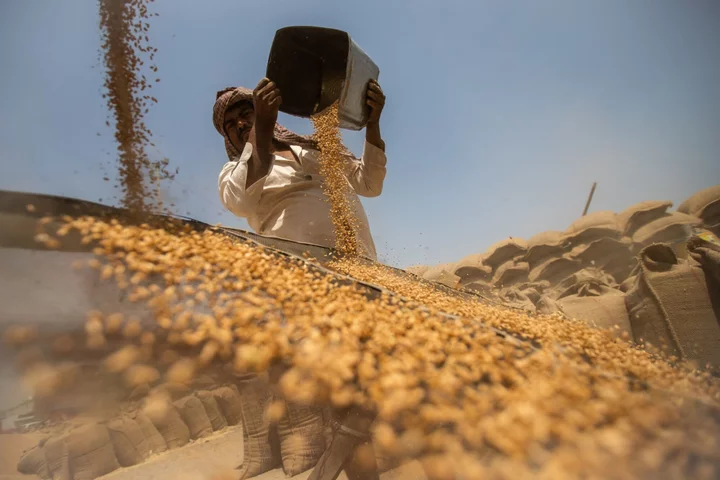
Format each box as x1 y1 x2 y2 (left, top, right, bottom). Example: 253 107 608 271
98 0 175 213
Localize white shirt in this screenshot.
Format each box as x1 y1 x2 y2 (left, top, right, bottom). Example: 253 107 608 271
218 141 387 260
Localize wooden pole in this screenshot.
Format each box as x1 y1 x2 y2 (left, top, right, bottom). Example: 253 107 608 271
582 182 597 216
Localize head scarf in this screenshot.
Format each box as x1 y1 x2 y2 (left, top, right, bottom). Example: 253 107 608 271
213 86 356 162
212 86 319 161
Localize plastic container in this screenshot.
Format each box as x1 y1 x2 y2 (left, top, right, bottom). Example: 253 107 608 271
266 26 379 130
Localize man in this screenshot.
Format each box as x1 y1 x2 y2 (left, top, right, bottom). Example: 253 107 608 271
213 78 387 260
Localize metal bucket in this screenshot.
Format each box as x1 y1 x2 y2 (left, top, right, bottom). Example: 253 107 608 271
266 26 379 130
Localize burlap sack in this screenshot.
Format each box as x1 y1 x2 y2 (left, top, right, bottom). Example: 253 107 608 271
196 390 229 431
625 244 720 368
555 268 617 295
564 211 622 246
53 424 120 480
146 402 191 449
556 277 621 302
453 253 493 284
619 274 637 293
499 287 537 312
528 255 583 285
536 295 562 315
463 280 494 297
43 435 70 480
235 378 278 479
128 383 151 401
483 237 528 270
569 237 632 267
17 445 50 479
559 294 631 337
632 212 700 248
492 261 530 288
134 413 168 455
277 403 326 476
456 265 493 285
153 382 192 401
434 269 461 288
677 184 720 221
421 263 456 282
514 282 549 305
174 395 214 440
522 230 568 269
212 385 244 426
599 251 638 284
107 416 152 466
192 374 219 390
404 265 429 276
687 235 720 285
321 407 335 450
617 200 673 236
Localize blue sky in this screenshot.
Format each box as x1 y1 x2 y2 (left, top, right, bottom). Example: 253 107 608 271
1 0 719 267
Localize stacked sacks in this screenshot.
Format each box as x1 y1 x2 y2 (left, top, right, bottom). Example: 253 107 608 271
44 424 120 480
234 377 279 478
561 211 631 284
17 383 237 479
483 237 528 289
212 384 244 426
617 200 673 237
631 212 700 255
404 265 429 277
106 416 154 466
556 277 631 337
16 443 50 479
174 395 214 440
143 399 191 449
554 268 617 295
452 253 494 295
528 255 583 285
453 253 492 285
678 184 720 237
522 230 568 270
492 261 529 289
277 403 326 476
134 413 168 455
483 237 528 271
569 236 635 284
564 211 622 246
196 390 229 431
421 262 461 288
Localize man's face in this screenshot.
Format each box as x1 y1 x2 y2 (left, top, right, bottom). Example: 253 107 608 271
223 101 255 151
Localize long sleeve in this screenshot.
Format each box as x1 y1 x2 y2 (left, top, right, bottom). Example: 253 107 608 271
218 142 270 218
344 140 387 198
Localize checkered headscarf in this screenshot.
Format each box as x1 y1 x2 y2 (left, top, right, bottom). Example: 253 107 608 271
213 86 356 161
212 87 320 160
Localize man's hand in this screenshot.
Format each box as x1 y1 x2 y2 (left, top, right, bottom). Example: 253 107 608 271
246 78 281 189
366 80 385 125
253 78 282 135
365 80 385 151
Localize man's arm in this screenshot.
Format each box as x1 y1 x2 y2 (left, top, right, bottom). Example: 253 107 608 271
245 78 282 188
343 80 387 197
218 143 265 218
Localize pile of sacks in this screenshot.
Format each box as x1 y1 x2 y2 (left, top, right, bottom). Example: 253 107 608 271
16 375 387 480
17 383 244 480
413 184 720 370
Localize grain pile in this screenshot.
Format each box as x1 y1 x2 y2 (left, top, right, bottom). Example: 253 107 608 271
311 103 360 257
9 216 720 479
99 0 174 213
